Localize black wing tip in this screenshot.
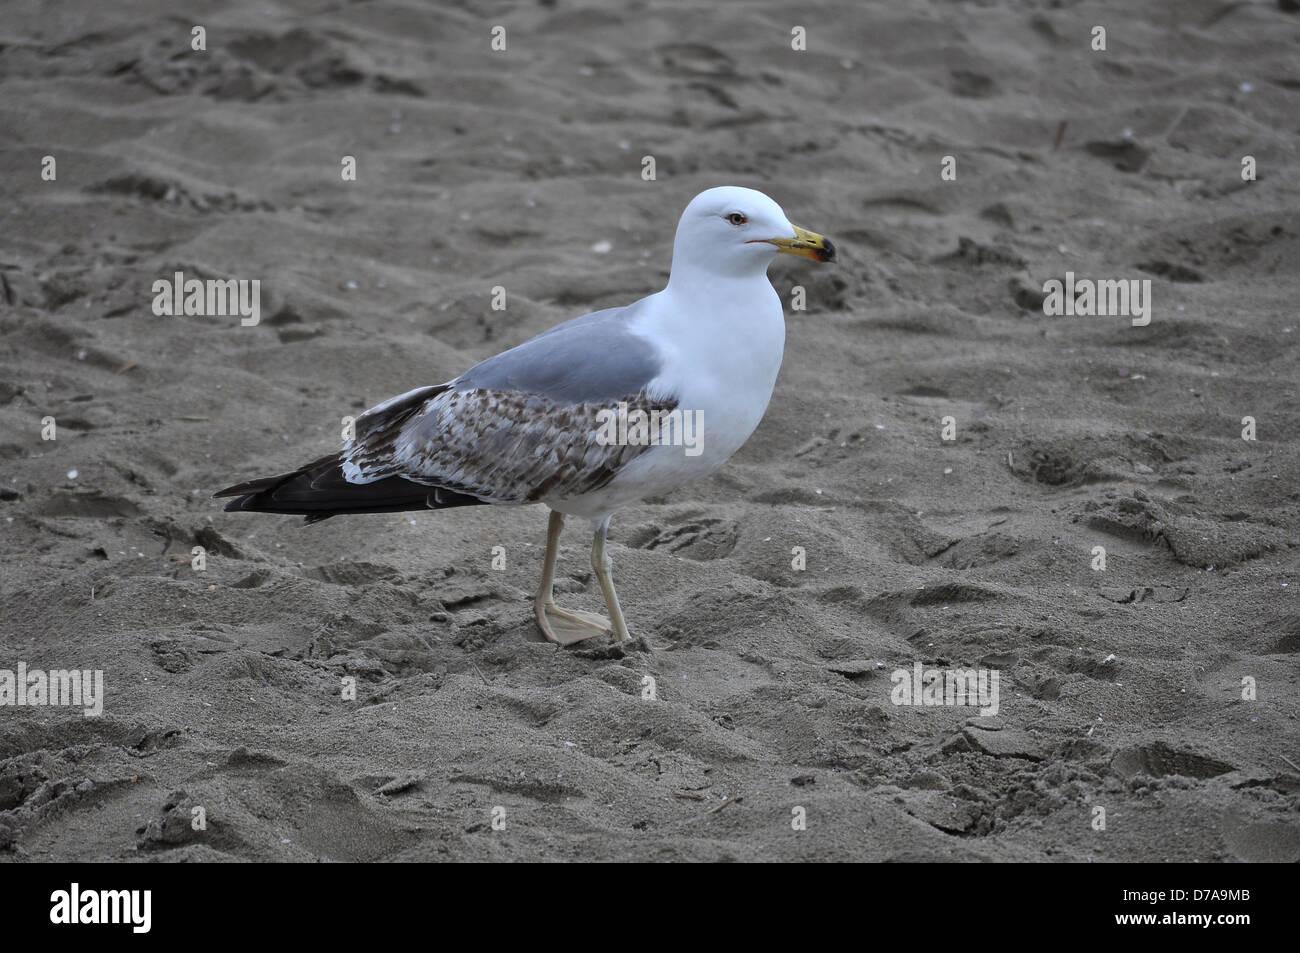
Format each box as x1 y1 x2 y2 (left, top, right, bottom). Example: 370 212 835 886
217 492 332 524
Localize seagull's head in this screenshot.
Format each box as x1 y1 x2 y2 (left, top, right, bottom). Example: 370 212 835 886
670 186 836 280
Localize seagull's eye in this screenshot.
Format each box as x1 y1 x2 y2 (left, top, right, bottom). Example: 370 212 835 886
725 212 748 226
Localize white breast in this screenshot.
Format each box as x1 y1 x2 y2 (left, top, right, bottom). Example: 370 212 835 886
553 277 786 521
655 280 786 462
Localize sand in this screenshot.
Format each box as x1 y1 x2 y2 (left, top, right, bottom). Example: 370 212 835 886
1 0 1297 862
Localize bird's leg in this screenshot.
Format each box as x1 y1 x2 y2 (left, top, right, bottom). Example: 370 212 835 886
534 509 612 645
590 519 631 643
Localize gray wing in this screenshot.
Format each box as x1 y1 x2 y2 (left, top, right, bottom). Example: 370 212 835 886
340 301 676 504
455 298 664 403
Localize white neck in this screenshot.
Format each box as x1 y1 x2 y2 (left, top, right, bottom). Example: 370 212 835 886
643 258 786 403
667 244 779 289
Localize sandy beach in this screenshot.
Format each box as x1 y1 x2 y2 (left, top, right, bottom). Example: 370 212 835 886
1 0 1297 861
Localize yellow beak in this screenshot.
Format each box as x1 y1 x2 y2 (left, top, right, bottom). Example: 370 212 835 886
751 224 836 262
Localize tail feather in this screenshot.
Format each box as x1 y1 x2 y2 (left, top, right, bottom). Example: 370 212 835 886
215 453 484 524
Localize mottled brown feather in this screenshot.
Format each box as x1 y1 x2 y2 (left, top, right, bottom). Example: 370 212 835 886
343 386 678 505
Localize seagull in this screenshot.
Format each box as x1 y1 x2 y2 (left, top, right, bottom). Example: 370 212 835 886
215 186 835 646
